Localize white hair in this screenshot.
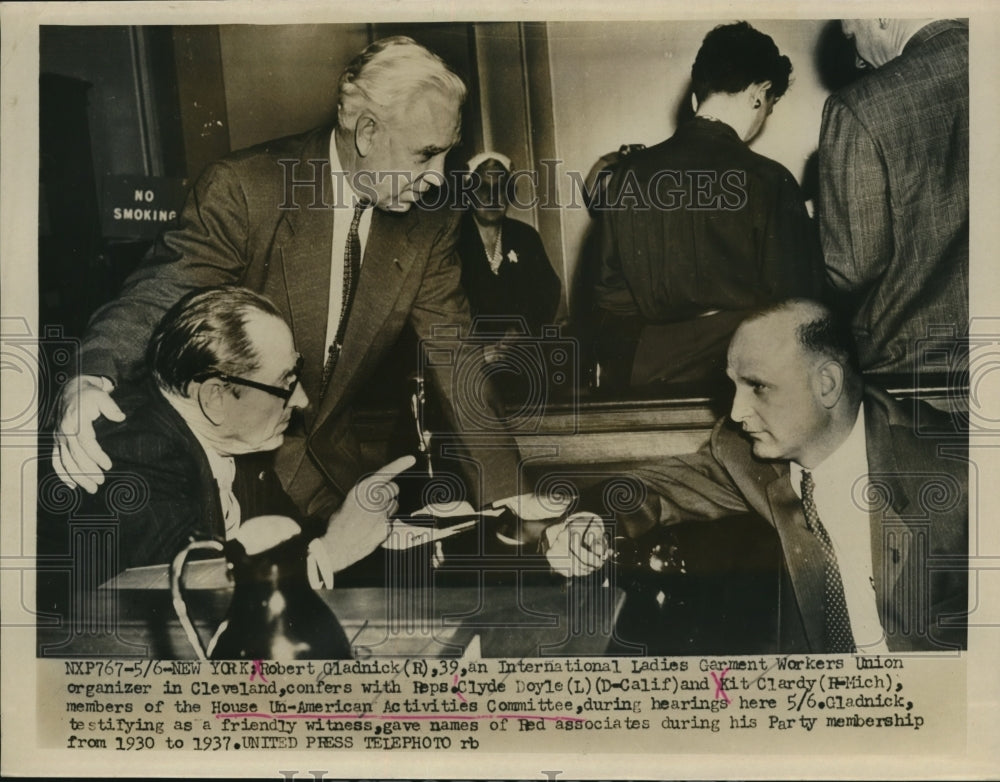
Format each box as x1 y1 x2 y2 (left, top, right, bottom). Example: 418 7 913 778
336 36 467 131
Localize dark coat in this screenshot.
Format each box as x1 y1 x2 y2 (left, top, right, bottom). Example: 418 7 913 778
593 117 822 387
86 380 302 571
458 213 561 336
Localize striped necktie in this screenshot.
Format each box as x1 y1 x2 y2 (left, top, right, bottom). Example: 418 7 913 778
321 202 368 395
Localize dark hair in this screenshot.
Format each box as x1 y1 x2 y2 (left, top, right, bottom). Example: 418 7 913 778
691 21 792 103
147 286 283 396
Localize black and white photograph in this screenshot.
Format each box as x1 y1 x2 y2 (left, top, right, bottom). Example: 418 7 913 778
2 0 997 778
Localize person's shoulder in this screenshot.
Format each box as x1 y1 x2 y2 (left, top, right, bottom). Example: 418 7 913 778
196 127 332 195
502 215 542 241
863 385 968 463
610 138 672 177
831 23 967 110
225 127 332 165
741 148 801 189
709 417 754 467
96 381 194 462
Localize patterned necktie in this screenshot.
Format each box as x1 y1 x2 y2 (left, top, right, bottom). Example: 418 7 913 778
321 202 367 395
800 470 856 653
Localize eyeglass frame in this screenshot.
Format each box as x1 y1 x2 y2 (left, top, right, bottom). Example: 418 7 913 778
198 354 304 408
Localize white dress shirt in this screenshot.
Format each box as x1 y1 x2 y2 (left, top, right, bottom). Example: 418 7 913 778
189 431 242 541
790 404 890 653
325 134 374 355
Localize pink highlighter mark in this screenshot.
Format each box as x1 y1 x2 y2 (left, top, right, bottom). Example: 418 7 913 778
249 660 269 683
215 712 583 723
711 668 730 704
452 673 468 704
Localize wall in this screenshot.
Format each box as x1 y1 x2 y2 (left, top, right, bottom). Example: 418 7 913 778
218 24 370 151
40 26 148 183
543 19 832 316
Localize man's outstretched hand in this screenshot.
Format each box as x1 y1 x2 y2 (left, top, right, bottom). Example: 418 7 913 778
308 455 416 587
51 375 125 494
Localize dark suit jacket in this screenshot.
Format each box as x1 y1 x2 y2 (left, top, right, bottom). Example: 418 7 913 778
78 127 521 516
593 117 823 386
626 387 968 652
458 213 561 336
819 20 969 374
85 380 301 571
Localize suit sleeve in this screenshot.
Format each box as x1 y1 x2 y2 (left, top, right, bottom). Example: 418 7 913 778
406 210 522 506
596 422 753 538
628 443 752 529
79 161 252 382
818 94 893 293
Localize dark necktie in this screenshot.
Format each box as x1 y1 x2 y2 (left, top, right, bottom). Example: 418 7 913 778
800 470 856 653
321 202 367 395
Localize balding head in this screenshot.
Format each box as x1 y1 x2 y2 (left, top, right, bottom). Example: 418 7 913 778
727 299 862 468
841 18 936 68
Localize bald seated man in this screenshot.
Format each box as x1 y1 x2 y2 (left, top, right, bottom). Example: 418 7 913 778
572 299 968 654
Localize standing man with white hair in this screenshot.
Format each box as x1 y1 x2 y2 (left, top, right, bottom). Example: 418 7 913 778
51 36 533 526
818 19 968 376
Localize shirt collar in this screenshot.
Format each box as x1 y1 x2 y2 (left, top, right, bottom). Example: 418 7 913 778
328 130 366 207
790 403 867 497
161 389 236 489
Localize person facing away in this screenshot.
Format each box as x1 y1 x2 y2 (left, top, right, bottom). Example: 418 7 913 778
592 21 823 392
819 18 968 377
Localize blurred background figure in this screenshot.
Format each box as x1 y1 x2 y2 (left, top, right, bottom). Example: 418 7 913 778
819 18 968 379
591 21 822 393
459 151 561 340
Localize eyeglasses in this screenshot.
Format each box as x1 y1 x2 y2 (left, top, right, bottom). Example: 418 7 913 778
205 355 304 407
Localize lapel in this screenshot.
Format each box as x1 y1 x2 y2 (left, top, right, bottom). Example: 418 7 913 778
148 384 225 540
764 467 827 651
271 132 335 420
314 207 421 426
862 394 913 633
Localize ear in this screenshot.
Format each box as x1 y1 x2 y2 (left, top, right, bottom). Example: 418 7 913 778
196 379 230 426
353 111 379 158
814 360 846 410
752 81 773 105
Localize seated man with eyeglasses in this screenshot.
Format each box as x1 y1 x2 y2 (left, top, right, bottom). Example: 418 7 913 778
82 285 411 582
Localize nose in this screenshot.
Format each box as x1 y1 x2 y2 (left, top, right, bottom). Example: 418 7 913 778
288 382 309 410
729 385 751 425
